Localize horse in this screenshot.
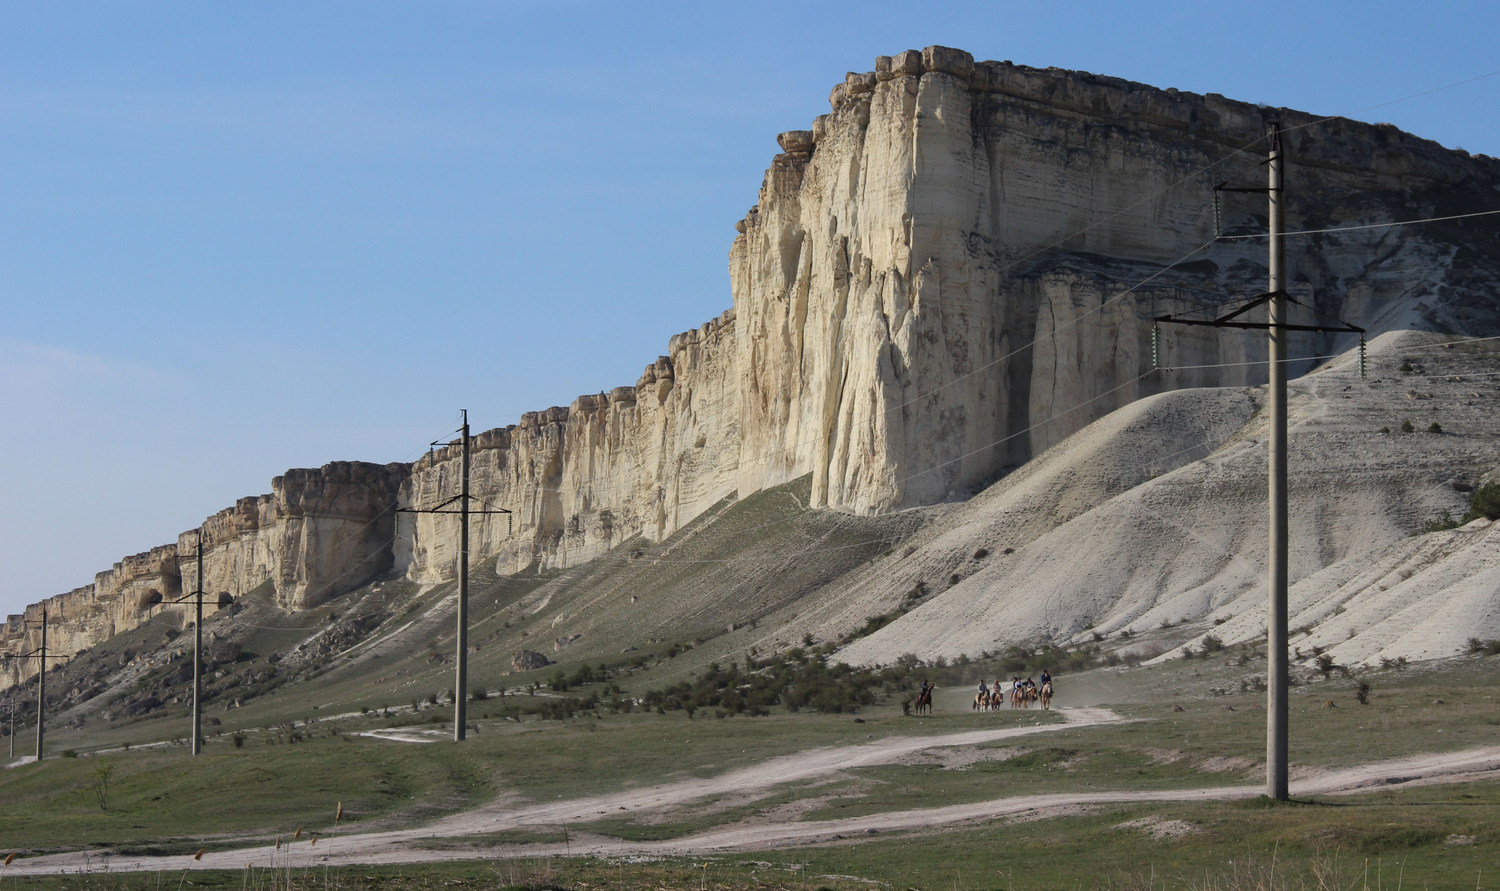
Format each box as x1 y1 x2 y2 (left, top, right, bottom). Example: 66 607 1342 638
1039 680 1053 710
915 683 934 715
1010 681 1025 709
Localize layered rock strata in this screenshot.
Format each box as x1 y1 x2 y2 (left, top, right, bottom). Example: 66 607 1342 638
731 46 1500 511
397 310 740 580
3 462 404 682
8 47 1500 678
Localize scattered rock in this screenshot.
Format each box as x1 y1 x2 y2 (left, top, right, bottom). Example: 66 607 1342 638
512 650 551 671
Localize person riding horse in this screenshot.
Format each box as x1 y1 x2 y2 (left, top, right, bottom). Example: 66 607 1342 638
915 679 934 715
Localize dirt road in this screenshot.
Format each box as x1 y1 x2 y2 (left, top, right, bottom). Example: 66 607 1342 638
8 706 1500 876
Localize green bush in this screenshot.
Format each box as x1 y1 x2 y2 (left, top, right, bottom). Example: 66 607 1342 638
1418 510 1461 534
1469 481 1500 521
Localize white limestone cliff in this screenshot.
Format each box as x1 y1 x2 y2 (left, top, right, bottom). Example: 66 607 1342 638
8 47 1500 678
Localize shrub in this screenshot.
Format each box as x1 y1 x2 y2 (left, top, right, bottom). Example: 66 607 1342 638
1418 509 1461 534
1427 421 1443 434
1466 637 1500 656
1355 681 1371 705
1468 481 1500 521
90 761 115 810
1400 420 1415 433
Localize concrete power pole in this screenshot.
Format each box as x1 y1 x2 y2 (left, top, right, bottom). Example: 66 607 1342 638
192 536 204 756
35 608 46 762
1265 122 1290 800
456 410 470 742
397 410 510 744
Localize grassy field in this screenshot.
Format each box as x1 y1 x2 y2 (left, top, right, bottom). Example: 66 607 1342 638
3 653 1498 888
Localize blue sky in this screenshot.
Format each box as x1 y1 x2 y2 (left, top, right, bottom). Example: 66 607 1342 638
3 0 1498 618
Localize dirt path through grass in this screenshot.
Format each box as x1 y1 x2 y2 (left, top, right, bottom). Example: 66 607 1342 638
10 707 1500 876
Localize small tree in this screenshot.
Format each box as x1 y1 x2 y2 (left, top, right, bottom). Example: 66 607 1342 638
90 761 115 810
1467 481 1500 522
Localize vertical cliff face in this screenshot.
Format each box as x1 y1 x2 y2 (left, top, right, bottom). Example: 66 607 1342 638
190 461 408 611
730 47 1500 513
1 462 405 680
399 49 1498 580
398 310 740 581
9 47 1500 676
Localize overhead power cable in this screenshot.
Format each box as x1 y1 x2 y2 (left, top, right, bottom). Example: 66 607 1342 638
1218 209 1500 240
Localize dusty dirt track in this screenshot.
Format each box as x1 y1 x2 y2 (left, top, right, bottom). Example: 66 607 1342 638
8 706 1500 876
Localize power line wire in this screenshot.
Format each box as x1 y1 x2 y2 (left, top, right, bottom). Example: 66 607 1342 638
1218 209 1500 240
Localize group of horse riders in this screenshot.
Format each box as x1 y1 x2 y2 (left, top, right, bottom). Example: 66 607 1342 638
973 669 1054 710
913 669 1055 714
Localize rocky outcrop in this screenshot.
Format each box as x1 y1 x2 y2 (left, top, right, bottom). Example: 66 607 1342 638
2 462 405 682
397 310 740 580
9 47 1500 682
190 461 407 611
731 46 1500 512
399 47 1499 582
2 546 183 683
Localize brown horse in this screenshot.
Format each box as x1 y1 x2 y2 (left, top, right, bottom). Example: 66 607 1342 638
1039 680 1053 710
915 683 934 715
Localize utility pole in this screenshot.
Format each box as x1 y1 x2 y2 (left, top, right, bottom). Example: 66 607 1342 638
8 609 67 763
397 410 510 742
1265 123 1290 801
192 535 205 756
456 409 471 740
36 608 46 761
147 531 215 754
4 654 15 761
1156 122 1363 801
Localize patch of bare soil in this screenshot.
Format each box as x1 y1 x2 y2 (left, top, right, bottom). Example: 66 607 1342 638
896 744 1025 770
1117 816 1200 840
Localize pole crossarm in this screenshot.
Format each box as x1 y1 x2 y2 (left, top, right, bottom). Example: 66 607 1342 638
397 498 512 517
1156 292 1365 335
13 649 71 661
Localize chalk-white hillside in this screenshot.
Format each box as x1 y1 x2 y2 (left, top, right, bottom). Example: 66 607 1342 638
831 331 1500 668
